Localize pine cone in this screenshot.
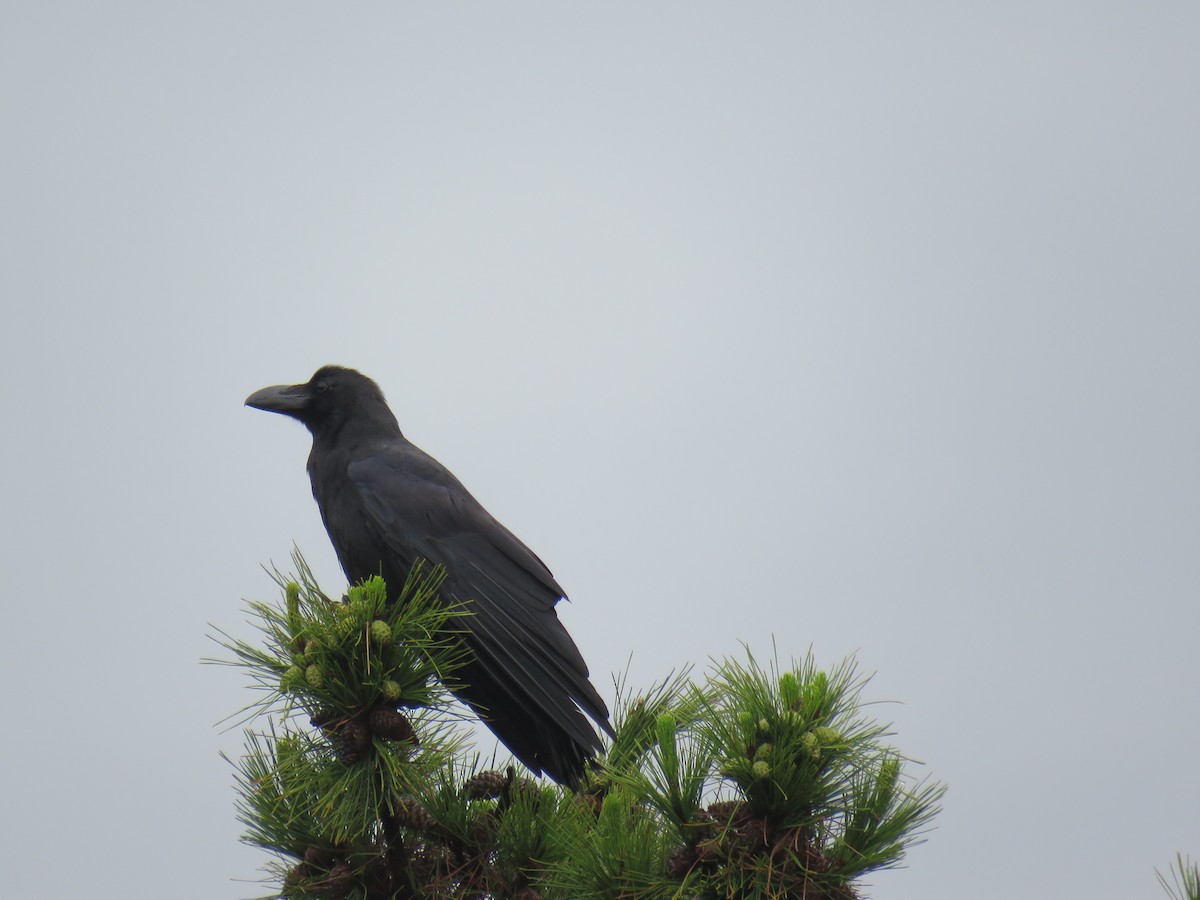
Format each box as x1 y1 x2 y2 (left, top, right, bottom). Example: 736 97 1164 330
667 844 699 878
393 796 438 830
303 845 337 870
575 792 603 818
305 663 326 689
380 679 402 703
368 619 392 646
707 800 745 825
278 663 302 689
325 862 354 899
367 707 416 744
463 769 509 800
335 718 372 764
731 816 769 853
504 775 541 805
696 837 721 862
309 708 337 728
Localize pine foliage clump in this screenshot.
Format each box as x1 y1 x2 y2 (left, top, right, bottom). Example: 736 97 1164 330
1158 854 1200 900
213 552 944 899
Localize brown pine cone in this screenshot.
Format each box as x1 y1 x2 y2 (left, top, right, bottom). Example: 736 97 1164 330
367 707 416 744
666 845 699 878
505 775 541 804
303 845 337 870
707 799 746 825
335 718 372 764
696 837 721 862
393 796 438 830
309 708 337 728
463 769 509 800
575 792 603 818
325 862 354 899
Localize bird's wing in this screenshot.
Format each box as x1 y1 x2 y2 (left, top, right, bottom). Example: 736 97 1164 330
346 447 611 738
347 447 563 604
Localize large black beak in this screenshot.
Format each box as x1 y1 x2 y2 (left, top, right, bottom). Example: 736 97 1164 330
245 382 312 416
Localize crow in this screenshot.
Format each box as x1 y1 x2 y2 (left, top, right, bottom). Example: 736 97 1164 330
246 365 612 785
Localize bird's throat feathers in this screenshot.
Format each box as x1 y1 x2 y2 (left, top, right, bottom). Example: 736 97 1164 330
310 404 403 452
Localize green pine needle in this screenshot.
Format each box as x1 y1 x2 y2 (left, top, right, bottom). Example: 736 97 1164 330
213 551 945 898
1158 853 1200 900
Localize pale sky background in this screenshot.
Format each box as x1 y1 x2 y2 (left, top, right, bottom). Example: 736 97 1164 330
2 4 1197 898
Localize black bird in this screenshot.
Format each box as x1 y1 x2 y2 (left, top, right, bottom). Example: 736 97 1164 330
246 365 612 785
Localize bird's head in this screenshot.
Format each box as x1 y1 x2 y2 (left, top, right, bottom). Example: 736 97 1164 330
245 365 398 437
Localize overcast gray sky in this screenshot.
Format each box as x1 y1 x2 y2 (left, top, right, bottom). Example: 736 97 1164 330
2 4 1197 898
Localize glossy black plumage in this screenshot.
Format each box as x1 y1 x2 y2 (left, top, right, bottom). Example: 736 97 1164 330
246 365 611 785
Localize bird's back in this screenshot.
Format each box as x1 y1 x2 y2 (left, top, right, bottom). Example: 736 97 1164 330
307 431 611 784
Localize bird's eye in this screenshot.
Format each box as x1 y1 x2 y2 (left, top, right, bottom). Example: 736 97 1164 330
315 380 332 394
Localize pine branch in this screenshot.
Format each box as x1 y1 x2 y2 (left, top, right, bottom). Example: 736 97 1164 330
214 551 945 899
